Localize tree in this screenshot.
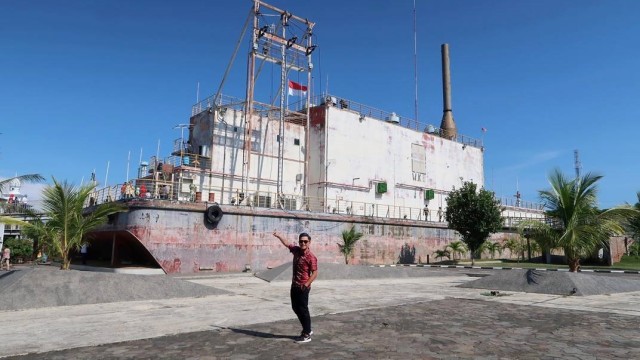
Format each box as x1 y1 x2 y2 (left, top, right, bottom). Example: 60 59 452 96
482 241 503 259
502 237 524 261
337 225 363 264
518 220 559 264
445 181 503 265
1 178 124 269
446 241 467 261
20 216 55 260
433 249 451 262
626 191 640 242
0 174 45 259
0 174 45 192
539 169 636 272
2 237 33 259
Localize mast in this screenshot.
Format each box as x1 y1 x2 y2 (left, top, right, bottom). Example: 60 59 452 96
241 0 259 201
244 1 315 207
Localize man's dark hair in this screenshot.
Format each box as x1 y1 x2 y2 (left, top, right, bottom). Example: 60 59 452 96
299 232 311 241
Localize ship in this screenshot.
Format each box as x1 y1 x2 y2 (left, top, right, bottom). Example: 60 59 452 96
85 1 543 273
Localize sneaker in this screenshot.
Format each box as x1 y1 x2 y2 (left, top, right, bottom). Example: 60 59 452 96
295 334 312 343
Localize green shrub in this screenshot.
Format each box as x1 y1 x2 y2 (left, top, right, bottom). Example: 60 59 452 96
629 241 640 256
3 238 33 259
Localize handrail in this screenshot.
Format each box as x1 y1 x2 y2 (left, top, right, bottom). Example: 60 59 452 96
86 182 546 227
190 92 484 148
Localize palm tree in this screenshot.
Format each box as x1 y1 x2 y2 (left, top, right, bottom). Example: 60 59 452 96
446 241 467 261
433 249 451 262
519 220 559 264
626 191 640 242
1 178 124 269
19 216 52 260
483 241 503 259
338 225 364 264
502 237 524 261
539 169 636 272
0 174 45 192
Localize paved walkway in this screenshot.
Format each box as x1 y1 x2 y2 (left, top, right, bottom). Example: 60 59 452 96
2 269 640 359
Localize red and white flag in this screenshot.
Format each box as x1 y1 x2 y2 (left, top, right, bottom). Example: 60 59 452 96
288 80 307 97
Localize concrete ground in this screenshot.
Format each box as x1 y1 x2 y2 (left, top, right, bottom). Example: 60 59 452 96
2 267 640 359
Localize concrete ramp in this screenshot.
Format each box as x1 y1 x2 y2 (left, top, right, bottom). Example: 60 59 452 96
0 267 229 311
459 269 640 296
255 262 461 282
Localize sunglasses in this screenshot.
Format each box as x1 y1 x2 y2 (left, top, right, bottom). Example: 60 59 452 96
299 240 309 244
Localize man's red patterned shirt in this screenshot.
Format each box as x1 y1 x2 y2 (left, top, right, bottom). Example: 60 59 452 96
288 244 318 287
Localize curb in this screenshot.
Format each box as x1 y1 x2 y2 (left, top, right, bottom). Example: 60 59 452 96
371 263 640 274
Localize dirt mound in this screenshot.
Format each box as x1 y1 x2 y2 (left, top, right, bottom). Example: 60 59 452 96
458 269 640 296
0 267 229 311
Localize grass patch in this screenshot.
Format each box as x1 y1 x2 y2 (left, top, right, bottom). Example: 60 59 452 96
430 257 640 271
611 255 640 270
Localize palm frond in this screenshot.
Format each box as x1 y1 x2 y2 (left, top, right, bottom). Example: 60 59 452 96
0 174 45 193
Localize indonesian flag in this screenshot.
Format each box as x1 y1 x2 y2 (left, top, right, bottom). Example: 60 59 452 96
288 80 307 97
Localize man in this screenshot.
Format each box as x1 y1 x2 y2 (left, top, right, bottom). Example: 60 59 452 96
273 232 318 343
438 207 444 222
1 246 10 271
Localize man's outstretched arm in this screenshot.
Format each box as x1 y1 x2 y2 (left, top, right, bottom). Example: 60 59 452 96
273 232 289 248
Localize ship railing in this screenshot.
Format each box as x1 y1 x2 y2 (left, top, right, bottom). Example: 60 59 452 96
311 94 483 149
163 153 211 170
0 201 44 215
191 93 246 116
499 196 545 211
86 181 176 205
191 92 483 148
217 187 546 227
84 183 546 227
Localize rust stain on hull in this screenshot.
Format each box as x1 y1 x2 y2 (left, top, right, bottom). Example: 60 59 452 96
98 202 485 274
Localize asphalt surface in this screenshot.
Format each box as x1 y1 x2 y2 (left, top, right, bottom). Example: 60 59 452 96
6 298 639 360
1 265 640 359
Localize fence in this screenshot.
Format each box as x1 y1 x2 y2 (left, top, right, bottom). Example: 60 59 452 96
311 95 483 149
87 182 547 228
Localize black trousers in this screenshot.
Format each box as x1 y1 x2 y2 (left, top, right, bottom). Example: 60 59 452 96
290 285 311 334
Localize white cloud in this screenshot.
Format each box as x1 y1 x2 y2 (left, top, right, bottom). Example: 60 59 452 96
21 183 48 203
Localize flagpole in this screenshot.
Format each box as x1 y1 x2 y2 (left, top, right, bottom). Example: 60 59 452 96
126 150 131 182
104 161 110 188
156 139 161 165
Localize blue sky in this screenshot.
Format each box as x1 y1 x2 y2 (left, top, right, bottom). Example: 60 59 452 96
1 0 639 208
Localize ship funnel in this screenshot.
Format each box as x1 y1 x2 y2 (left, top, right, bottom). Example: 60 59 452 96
439 43 457 140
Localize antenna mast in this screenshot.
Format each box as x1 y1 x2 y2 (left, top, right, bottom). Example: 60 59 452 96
244 1 316 204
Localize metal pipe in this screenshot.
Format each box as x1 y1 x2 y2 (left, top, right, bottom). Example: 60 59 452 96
439 43 457 140
441 44 452 112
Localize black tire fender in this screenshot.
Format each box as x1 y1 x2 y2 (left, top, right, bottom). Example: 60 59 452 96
205 204 223 224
